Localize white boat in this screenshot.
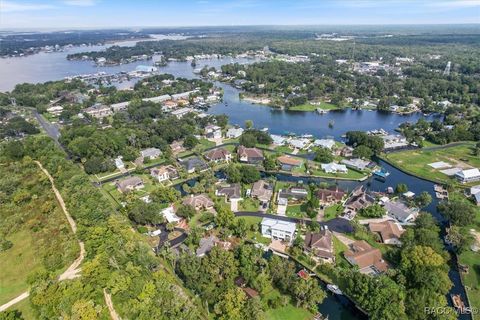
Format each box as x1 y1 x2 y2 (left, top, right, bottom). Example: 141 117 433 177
326 284 343 295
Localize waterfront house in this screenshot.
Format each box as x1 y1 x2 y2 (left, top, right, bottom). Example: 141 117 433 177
180 157 209 174
344 240 389 275
171 107 193 119
316 187 346 205
321 162 348 174
226 127 244 139
116 176 144 193
368 221 405 245
205 125 222 139
288 138 310 150
277 155 302 171
142 94 171 104
216 183 242 201
270 134 287 146
384 200 419 223
141 147 162 160
251 180 273 203
171 90 197 101
338 146 354 157
237 145 264 164
183 194 214 211
341 158 371 171
313 139 335 150
205 148 232 163
455 168 480 184
470 185 480 206
304 228 334 263
150 165 179 182
261 218 296 243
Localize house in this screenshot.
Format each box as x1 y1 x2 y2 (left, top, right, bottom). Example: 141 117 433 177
251 180 273 203
162 100 178 109
142 94 171 104
83 103 112 119
278 187 309 203
341 158 371 171
270 134 287 146
170 140 185 155
277 155 302 171
344 240 389 275
216 183 242 201
261 217 296 243
183 194 214 211
46 105 63 116
180 157 208 173
115 176 144 193
160 206 181 224
150 165 179 182
288 138 310 150
368 221 405 245
237 145 264 164
110 101 130 112
171 90 197 101
114 156 125 170
321 162 348 174
316 187 346 205
205 148 231 163
384 200 419 223
226 127 244 139
171 107 193 119
196 235 218 257
470 185 480 206
141 147 162 160
313 139 335 150
304 228 334 263
338 146 354 157
205 125 222 139
455 168 480 184
242 287 259 299
344 186 375 218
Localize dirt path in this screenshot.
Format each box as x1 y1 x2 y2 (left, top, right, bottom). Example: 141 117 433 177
0 162 86 311
104 289 121 320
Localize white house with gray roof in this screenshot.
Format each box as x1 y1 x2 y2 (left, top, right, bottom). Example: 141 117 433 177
261 218 296 243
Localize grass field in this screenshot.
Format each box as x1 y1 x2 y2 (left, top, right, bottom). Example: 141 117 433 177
323 204 343 221
383 142 480 186
265 304 313 320
0 230 43 304
309 167 367 180
459 250 480 312
288 101 339 112
12 299 36 319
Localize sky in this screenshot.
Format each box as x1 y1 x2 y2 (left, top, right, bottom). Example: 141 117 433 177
1 0 479 30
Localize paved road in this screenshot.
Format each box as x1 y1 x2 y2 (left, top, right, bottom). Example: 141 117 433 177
33 111 61 141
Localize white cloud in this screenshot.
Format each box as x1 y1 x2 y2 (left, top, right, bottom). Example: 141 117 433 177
63 0 97 6
1 0 56 12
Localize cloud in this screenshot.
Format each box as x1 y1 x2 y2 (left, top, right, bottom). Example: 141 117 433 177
63 0 97 6
1 0 56 12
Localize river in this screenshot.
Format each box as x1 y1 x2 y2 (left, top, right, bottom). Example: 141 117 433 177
0 42 469 320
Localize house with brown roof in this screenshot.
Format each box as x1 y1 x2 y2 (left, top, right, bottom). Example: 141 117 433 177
115 176 144 193
205 148 232 163
182 194 214 211
237 145 264 164
170 140 185 155
251 180 273 203
316 187 346 205
369 221 405 245
150 165 179 182
344 240 389 275
277 155 302 171
304 229 335 263
216 183 242 201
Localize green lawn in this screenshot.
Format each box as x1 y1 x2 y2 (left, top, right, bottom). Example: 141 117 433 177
323 204 343 221
383 142 480 186
286 204 306 218
332 236 351 269
265 304 313 320
309 167 367 180
0 230 45 304
12 299 36 319
239 198 260 211
458 250 480 312
288 101 339 112
274 145 294 154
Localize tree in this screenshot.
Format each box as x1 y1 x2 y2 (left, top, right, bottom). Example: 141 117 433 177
122 146 138 161
293 278 326 313
225 163 242 183
245 120 254 129
183 135 199 149
438 199 475 226
126 200 163 225
396 183 408 194
3 141 24 160
239 132 257 147
359 204 386 218
314 147 333 163
263 154 277 171
233 218 248 237
151 186 180 204
353 145 373 159
214 287 247 320
176 204 196 220
215 205 235 229
241 166 261 184
415 191 432 208
0 310 23 320
447 225 474 253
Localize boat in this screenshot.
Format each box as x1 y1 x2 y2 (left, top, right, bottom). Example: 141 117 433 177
327 284 343 295
373 168 390 178
313 313 328 320
451 294 465 312
317 108 329 114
